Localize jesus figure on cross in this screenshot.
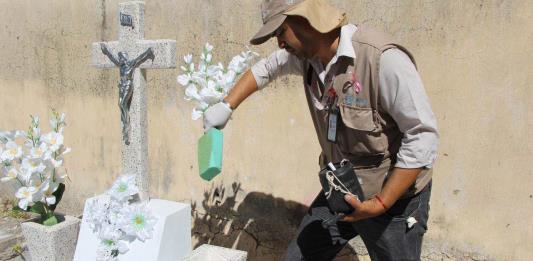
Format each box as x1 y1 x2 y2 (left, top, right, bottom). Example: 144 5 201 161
100 43 155 145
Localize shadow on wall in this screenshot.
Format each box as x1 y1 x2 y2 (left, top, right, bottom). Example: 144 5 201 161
191 181 307 260
191 181 360 260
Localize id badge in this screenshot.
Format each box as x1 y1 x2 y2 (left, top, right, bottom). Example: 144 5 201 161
327 109 339 143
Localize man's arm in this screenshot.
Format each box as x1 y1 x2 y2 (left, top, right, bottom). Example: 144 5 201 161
203 49 302 129
343 48 439 222
225 49 303 109
202 70 258 130
223 70 259 109
342 168 421 222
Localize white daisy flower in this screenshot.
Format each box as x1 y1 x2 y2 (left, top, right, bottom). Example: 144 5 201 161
121 203 157 241
108 175 138 201
97 227 129 259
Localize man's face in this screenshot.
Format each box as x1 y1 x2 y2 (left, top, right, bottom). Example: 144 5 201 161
274 18 314 59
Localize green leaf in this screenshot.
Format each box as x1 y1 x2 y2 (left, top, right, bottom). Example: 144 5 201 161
29 202 46 216
43 215 58 226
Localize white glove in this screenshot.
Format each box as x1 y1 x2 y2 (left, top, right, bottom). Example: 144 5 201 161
203 101 233 130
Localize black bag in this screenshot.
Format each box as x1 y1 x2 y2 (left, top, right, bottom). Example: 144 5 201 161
318 159 365 214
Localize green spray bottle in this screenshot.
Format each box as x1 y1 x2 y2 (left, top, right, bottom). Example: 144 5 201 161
197 128 224 181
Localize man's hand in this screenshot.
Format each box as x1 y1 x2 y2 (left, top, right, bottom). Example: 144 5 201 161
203 101 233 130
341 194 387 222
342 167 422 222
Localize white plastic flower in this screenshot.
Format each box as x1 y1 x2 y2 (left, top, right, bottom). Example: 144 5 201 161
1 112 69 221
97 227 129 259
199 86 224 105
84 175 157 259
0 130 20 143
177 74 192 87
201 52 213 63
21 158 46 175
121 203 157 241
204 42 214 53
42 132 64 152
108 175 138 201
96 247 118 261
26 127 41 143
39 179 60 205
1 141 22 161
15 186 38 210
183 54 193 64
85 195 113 231
49 112 66 129
184 85 202 102
191 108 204 121
30 142 50 160
1 168 18 182
177 43 258 120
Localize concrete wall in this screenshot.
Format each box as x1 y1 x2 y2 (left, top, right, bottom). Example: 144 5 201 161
0 0 531 260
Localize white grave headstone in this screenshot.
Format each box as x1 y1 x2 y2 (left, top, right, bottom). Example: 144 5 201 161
74 1 191 260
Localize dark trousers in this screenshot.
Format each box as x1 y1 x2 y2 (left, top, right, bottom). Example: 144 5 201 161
283 183 431 261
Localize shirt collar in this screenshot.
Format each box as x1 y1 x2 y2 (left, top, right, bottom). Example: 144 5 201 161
336 23 357 59
309 23 358 83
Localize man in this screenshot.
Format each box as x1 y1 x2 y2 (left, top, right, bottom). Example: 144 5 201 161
204 0 439 260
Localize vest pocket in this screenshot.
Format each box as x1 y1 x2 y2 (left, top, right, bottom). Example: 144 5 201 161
336 103 388 155
339 104 377 131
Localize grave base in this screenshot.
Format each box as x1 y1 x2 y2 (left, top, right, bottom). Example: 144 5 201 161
74 197 191 260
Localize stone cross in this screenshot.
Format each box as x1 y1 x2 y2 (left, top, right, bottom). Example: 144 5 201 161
91 1 176 201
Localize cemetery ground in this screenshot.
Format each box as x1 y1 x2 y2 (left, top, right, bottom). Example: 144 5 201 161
0 191 487 261
0 197 32 261
0 192 364 261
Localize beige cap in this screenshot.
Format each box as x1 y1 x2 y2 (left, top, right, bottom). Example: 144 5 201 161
250 0 347 45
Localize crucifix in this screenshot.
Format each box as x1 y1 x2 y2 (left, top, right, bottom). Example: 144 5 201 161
76 2 192 260
91 0 176 201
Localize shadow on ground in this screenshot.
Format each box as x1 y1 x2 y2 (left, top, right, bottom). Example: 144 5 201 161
191 181 359 261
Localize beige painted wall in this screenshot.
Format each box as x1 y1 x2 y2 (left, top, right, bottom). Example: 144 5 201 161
0 0 531 260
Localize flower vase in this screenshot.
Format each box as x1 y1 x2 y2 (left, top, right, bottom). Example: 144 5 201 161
21 215 81 261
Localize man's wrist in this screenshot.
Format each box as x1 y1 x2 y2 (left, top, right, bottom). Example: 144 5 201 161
222 99 234 111
374 194 388 210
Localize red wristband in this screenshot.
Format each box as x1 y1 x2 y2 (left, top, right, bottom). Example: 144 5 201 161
375 195 388 210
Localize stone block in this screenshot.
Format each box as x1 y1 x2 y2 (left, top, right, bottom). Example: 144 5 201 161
182 244 247 261
21 215 81 261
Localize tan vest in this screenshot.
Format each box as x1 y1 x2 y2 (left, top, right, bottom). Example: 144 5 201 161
303 25 432 199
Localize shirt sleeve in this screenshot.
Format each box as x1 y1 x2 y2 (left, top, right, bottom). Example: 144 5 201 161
379 48 439 169
251 49 303 90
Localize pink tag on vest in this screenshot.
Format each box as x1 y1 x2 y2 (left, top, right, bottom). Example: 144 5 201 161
351 72 362 94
